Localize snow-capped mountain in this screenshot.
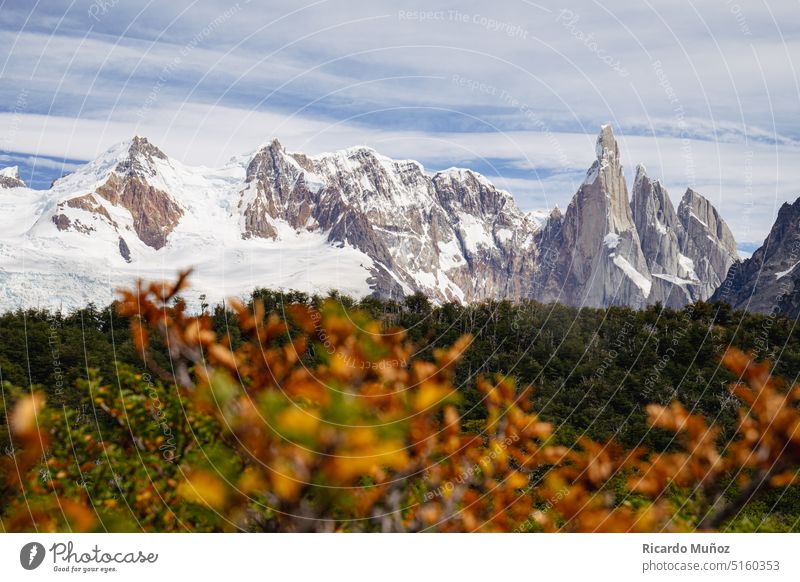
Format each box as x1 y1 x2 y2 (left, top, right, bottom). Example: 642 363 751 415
237 139 540 302
712 197 800 317
534 125 737 308
0 125 737 311
0 137 376 310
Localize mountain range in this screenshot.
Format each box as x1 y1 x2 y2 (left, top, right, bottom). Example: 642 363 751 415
0 125 794 315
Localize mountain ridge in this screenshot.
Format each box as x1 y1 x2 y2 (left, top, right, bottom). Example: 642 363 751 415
0 126 745 312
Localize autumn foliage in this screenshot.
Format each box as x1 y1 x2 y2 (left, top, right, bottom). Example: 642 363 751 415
2 273 799 532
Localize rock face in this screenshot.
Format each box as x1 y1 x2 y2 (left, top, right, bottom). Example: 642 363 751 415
238 139 540 302
96 173 182 250
631 167 736 306
94 137 183 249
537 125 652 307
677 188 738 301
45 136 184 250
0 166 26 189
712 197 800 316
52 193 119 235
631 165 690 306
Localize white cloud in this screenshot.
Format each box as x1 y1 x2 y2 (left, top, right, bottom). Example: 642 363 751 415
0 0 798 243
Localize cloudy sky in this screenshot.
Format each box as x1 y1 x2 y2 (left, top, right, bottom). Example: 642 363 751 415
1 0 798 247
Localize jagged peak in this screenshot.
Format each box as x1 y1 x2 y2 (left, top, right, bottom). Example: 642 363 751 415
437 166 482 181
682 187 700 198
780 196 800 209
679 187 710 209
434 167 510 197
0 165 20 179
127 135 167 159
48 136 172 192
775 195 800 219
304 143 378 160
581 125 622 186
255 138 375 159
595 124 619 160
525 209 552 231
258 137 284 152
253 140 514 189
245 138 299 183
115 136 168 177
0 165 26 188
678 187 737 254
633 165 649 189
341 144 378 156
679 188 713 219
633 165 662 191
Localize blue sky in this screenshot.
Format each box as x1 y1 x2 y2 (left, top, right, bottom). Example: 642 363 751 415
1 0 799 246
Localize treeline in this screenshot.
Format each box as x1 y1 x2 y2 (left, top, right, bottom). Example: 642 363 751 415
2 292 799 450
1 290 800 531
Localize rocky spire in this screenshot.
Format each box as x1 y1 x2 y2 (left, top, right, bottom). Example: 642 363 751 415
631 165 695 306
538 124 651 307
677 188 738 301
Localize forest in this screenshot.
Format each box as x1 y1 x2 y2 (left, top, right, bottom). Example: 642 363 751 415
1 278 799 532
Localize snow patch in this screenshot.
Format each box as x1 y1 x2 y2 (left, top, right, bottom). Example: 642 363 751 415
603 232 621 249
458 213 493 253
689 211 708 228
437 238 467 271
1 225 375 312
302 171 326 193
495 228 513 243
527 210 550 231
776 261 800 280
652 273 696 286
678 253 699 281
612 255 652 297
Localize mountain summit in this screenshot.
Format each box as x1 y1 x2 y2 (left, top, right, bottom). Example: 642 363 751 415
536 125 652 307
46 136 183 250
